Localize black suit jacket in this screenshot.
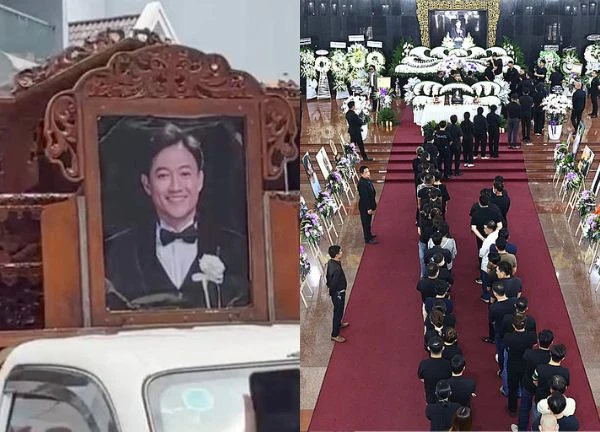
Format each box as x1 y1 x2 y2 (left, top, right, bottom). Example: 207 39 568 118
346 110 363 140
358 177 377 212
104 220 249 310
573 89 587 112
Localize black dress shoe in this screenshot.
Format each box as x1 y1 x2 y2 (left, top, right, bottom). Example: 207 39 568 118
363 157 374 161
454 172 462 176
365 239 379 244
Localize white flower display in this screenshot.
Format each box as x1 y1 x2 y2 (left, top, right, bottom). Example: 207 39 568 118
538 50 561 76
442 35 455 50
329 49 350 91
348 43 368 69
366 51 386 72
541 93 573 123
402 41 415 58
300 49 317 80
314 56 331 74
584 43 600 71
462 34 475 49
341 95 370 118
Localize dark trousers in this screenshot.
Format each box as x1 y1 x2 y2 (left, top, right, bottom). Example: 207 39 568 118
496 333 505 373
592 94 598 116
518 388 534 431
351 134 368 159
507 118 520 147
507 365 523 412
571 109 583 129
462 137 473 164
521 115 532 140
330 291 346 337
451 143 462 174
488 130 500 157
474 133 487 157
443 151 452 178
359 208 373 242
533 107 545 134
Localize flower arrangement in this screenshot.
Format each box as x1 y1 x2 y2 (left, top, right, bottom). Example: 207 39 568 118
326 170 344 194
376 87 394 109
300 211 324 246
348 43 368 69
502 36 526 69
335 156 354 180
329 49 350 91
442 35 455 50
554 142 570 167
343 142 361 165
341 95 371 123
577 190 596 218
315 191 338 218
300 48 317 80
564 170 583 191
300 199 309 220
389 38 415 76
538 50 561 78
366 51 386 72
377 107 399 127
462 34 475 49
403 77 421 104
561 49 582 76
314 56 331 75
300 245 311 281
584 43 600 69
583 213 600 243
541 93 572 124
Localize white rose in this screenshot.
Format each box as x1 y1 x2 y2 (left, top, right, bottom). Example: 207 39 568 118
198 254 226 284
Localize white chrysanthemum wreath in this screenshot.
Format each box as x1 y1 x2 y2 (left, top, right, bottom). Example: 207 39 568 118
314 56 331 74
366 51 386 72
348 43 367 69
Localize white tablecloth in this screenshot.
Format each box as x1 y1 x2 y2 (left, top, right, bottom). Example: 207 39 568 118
416 104 490 126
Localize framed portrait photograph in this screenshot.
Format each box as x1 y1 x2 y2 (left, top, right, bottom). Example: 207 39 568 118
302 153 322 199
99 115 249 312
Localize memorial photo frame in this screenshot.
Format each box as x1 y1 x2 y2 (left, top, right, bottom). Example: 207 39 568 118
572 122 586 157
43 44 297 326
302 152 322 199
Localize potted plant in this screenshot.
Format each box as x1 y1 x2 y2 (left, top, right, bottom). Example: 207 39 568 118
541 93 572 140
498 115 507 134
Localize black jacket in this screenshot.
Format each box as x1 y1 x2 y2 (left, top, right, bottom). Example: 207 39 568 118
326 259 347 294
519 95 534 116
346 109 364 139
572 88 587 112
473 114 488 135
104 220 249 311
460 120 474 139
358 177 377 212
486 112 501 133
446 123 462 145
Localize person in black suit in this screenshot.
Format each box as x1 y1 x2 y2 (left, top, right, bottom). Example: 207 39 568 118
104 123 249 311
503 61 520 94
486 105 501 158
446 115 463 176
357 165 378 244
571 81 586 130
491 53 503 76
519 89 534 143
473 107 488 159
589 70 599 118
326 245 349 343
345 101 370 161
533 59 547 84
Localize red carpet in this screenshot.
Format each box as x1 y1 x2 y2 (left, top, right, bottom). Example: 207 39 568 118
309 109 600 431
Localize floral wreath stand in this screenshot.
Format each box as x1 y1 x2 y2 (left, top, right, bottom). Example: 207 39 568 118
331 138 360 189
300 277 313 308
318 208 339 245
318 146 356 206
317 73 331 100
305 238 327 285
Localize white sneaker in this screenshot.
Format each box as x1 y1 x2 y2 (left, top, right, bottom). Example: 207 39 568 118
511 424 519 432
464 163 469 167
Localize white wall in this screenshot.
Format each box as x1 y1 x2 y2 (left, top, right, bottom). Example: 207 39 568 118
66 0 299 83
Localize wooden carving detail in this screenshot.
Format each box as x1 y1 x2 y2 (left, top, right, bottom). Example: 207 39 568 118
43 92 82 182
12 29 162 94
262 95 298 180
81 45 265 99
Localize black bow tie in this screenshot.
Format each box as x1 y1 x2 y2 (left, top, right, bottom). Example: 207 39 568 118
160 225 198 246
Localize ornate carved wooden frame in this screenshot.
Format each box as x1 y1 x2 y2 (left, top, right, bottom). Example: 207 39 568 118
43 44 298 326
416 0 501 48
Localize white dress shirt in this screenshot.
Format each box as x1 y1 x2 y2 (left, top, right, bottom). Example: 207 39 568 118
479 230 499 271
156 221 197 289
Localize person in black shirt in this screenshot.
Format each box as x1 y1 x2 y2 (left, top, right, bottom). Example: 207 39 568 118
504 61 520 94
491 53 503 76
517 329 554 431
506 94 522 149
487 284 516 373
432 171 451 215
447 355 476 407
571 81 586 130
473 107 488 159
484 60 495 81
486 105 501 158
504 315 537 413
418 336 452 404
533 344 570 403
345 101 370 160
434 121 452 179
533 59 547 84
423 132 440 163
496 260 522 298
425 231 453 268
425 380 461 431
433 254 454 285
489 180 510 225
470 193 503 261
446 115 463 176
325 245 349 343
418 263 443 302
441 327 462 361
412 147 425 185
517 70 534 96
358 165 378 245
531 393 580 431
589 70 599 118
550 69 564 89
419 205 443 277
461 112 475 167
424 282 453 316
500 297 536 339
519 88 534 143
533 82 547 136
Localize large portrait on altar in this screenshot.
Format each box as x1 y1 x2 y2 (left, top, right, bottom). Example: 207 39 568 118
428 10 488 48
99 116 250 312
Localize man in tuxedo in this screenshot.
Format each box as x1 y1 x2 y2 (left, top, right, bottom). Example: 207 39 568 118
571 81 586 130
104 123 249 310
358 165 378 244
367 65 378 111
346 101 370 161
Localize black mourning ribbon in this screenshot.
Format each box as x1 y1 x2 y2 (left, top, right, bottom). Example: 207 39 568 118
159 225 198 246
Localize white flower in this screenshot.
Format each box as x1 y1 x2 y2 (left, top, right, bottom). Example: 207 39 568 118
300 49 317 80
366 51 386 72
198 254 226 284
348 43 368 69
314 56 331 74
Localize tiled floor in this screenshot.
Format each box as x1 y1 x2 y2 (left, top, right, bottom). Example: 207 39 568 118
300 99 600 430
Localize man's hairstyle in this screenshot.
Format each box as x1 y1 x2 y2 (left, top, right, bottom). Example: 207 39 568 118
463 112 471 120
547 392 567 415
498 227 510 239
450 115 458 124
489 104 497 113
328 245 341 258
497 261 513 276
494 175 505 183
550 344 567 362
492 283 506 296
348 100 355 109
450 354 466 373
435 281 449 296
485 220 497 231
510 92 518 100
508 61 514 65
431 231 443 246
424 174 434 184
494 180 504 192
540 59 546 64
477 107 484 115
432 253 444 265
489 252 501 265
438 120 447 129
426 262 439 277
428 335 444 354
143 123 204 174
538 329 554 348
479 194 490 206
512 314 526 331
432 297 448 314
550 375 568 394
495 237 508 251
359 165 369 174
435 380 452 401
516 297 528 312
523 88 530 95
442 327 457 344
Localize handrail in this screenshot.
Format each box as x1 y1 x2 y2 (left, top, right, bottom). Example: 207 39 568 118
0 3 54 29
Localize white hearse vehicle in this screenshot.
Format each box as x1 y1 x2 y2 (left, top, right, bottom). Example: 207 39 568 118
0 324 299 432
